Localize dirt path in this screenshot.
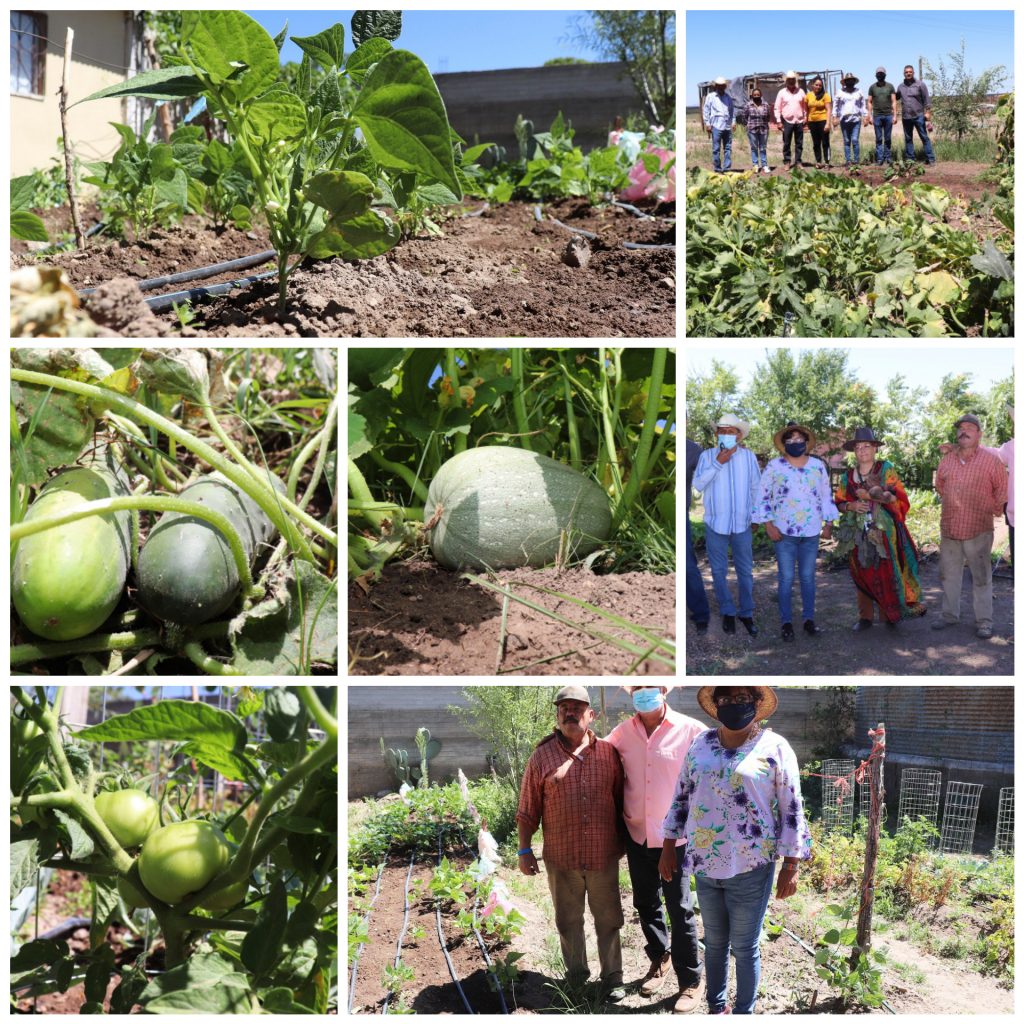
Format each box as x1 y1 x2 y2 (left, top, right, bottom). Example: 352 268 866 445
350 559 675 677
686 544 1013 677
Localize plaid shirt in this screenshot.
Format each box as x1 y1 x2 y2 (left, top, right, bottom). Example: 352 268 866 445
935 448 1008 540
744 100 770 133
517 729 624 871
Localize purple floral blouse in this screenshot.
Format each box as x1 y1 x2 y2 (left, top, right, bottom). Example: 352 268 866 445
662 728 812 880
752 456 840 537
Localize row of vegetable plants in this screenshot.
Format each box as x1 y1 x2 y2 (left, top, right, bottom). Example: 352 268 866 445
11 347 337 675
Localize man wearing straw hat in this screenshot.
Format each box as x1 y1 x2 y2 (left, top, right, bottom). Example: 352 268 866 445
606 686 705 1012
517 686 627 1002
703 76 735 172
692 414 761 637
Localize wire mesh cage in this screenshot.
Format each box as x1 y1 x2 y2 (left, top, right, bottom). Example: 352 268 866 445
939 781 984 854
897 767 942 845
994 787 1014 855
821 759 855 834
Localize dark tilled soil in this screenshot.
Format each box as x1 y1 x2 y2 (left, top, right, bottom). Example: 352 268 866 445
349 559 675 676
13 198 675 338
686 548 1014 677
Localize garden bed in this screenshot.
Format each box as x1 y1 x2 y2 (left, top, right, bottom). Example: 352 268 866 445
14 198 675 338
349 559 676 676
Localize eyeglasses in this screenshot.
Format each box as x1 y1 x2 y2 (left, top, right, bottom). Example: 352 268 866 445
715 694 756 707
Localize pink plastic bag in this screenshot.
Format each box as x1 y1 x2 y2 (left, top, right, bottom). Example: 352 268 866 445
620 145 676 203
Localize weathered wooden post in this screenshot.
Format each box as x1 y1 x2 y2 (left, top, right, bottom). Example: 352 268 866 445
59 27 86 250
851 723 885 967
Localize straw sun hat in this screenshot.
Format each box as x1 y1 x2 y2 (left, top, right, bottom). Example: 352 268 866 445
696 686 778 722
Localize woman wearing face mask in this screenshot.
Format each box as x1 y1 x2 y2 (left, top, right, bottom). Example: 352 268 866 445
752 421 840 642
659 687 810 1015
742 87 771 173
805 77 832 168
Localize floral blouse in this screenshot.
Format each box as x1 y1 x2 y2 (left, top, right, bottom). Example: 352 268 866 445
662 728 812 880
752 456 840 537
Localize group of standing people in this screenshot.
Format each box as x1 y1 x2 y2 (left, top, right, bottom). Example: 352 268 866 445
517 684 810 1014
702 66 935 173
687 413 1011 641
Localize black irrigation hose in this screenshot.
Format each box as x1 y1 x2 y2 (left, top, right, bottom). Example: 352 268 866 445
348 853 390 1014
533 203 676 250
611 199 656 219
436 832 476 1014
143 268 285 312
381 853 417 1015
49 221 108 251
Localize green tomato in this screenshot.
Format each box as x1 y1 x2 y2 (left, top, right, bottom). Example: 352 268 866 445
12 715 42 745
117 873 151 909
94 789 161 849
203 877 248 911
138 820 232 905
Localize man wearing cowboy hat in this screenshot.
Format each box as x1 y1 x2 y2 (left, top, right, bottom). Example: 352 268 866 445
753 422 839 642
772 70 808 169
517 686 627 1002
692 415 761 636
702 76 735 172
605 687 705 1012
933 414 1007 639
686 438 712 632
832 72 867 168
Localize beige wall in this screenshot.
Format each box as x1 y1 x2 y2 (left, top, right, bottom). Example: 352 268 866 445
11 11 131 177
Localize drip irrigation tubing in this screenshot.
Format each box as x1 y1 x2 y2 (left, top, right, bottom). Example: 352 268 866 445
436 831 476 1014
778 923 896 1014
49 221 108 250
533 204 675 250
381 853 417 1015
611 199 656 219
79 250 277 297
348 852 390 1014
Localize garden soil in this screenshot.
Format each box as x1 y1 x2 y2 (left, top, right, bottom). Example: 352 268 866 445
349 559 675 676
686 536 1013 676
13 198 675 338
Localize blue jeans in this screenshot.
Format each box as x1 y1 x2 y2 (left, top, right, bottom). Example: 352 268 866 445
774 534 820 624
840 120 861 163
704 526 754 618
748 129 768 168
872 114 893 163
711 127 732 172
697 863 776 1014
902 116 935 163
686 518 710 624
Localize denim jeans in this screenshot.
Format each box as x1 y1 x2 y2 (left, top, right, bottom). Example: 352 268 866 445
686 518 711 624
704 526 754 618
840 120 861 163
774 534 820 624
625 836 702 989
872 114 894 163
781 121 804 164
902 115 935 163
711 127 732 171
748 129 768 168
696 862 776 1014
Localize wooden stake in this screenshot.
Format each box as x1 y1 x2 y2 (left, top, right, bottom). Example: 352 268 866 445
59 26 85 250
852 722 885 968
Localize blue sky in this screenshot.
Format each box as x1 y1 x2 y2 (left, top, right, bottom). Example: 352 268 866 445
244 10 603 73
685 10 1014 105
686 346 1014 396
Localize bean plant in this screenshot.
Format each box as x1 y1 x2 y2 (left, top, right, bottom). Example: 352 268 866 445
78 10 461 314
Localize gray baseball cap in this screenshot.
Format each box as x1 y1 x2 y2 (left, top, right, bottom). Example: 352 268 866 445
553 685 591 705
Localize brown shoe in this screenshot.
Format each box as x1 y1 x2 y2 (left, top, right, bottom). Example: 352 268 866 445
639 952 672 996
673 980 705 1014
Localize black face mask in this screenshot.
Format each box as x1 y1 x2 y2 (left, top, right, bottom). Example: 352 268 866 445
784 440 807 457
718 702 758 731
876 74 886 82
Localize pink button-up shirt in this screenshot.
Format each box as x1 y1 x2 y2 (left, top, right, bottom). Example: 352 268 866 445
774 86 808 125
605 706 705 848
983 440 1014 527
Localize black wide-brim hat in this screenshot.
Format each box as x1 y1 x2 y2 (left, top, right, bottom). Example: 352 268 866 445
843 427 884 452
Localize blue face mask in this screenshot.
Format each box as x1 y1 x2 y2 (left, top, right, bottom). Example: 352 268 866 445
632 689 665 714
718 434 737 449
718 702 757 731
784 440 807 457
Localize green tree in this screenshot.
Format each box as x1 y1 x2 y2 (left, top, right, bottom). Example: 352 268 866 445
544 57 592 66
873 374 929 485
983 371 1014 444
448 687 557 791
685 359 743 446
743 350 876 459
569 11 675 126
923 39 1007 144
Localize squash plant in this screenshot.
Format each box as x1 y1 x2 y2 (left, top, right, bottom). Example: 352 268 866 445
76 9 461 315
10 686 338 1013
11 347 337 675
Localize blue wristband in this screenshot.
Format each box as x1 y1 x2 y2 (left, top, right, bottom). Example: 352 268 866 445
517 847 533 856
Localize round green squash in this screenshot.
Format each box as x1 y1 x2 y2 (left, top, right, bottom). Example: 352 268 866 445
12 466 131 641
424 446 612 570
136 471 284 625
